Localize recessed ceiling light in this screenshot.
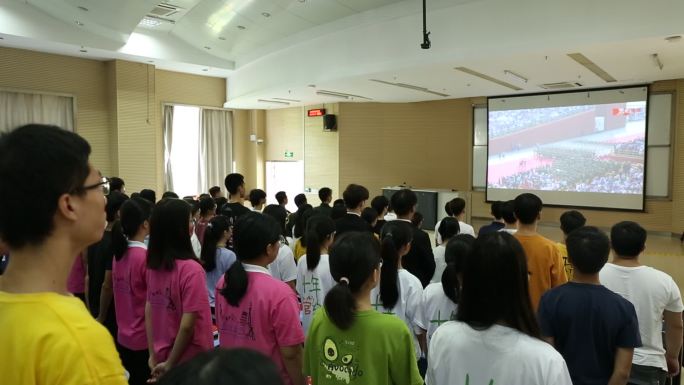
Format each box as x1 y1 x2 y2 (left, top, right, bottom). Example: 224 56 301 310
237 25 246 30
79 47 87 53
218 36 226 41
665 35 682 43
202 68 209 72
204 46 211 50
138 17 162 28
75 20 84 26
261 12 271 17
307 84 316 88
147 60 154 63
77 6 88 11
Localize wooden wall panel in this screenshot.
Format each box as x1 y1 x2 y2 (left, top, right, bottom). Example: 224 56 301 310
265 108 303 161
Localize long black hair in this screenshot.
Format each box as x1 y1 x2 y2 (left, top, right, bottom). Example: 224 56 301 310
305 215 336 271
200 215 232 272
441 234 474 304
147 198 196 271
112 197 153 261
324 232 381 330
456 232 540 339
294 204 313 240
378 221 413 310
220 213 281 306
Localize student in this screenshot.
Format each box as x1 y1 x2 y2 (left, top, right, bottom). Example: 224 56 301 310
427 232 572 385
208 186 222 199
430 217 460 283
156 349 284 385
111 197 154 385
600 221 684 383
296 215 336 335
313 187 333 217
286 193 309 236
110 177 126 195
215 213 305 385
411 211 424 229
330 200 347 221
221 173 251 224
335 183 373 235
67 253 87 303
262 205 298 290
556 210 586 280
89 190 128 338
292 204 314 260
419 234 474 349
477 201 505 236
146 199 214 381
391 189 435 287
370 220 426 360
275 191 290 213
303 232 423 385
294 193 308 208
538 226 641 385
195 197 216 245
370 195 390 235
199 215 236 313
435 198 475 245
513 193 567 311
186 199 202 258
249 189 267 212
499 200 517 234
162 191 179 199
361 207 379 230
0 124 127 384
140 188 157 204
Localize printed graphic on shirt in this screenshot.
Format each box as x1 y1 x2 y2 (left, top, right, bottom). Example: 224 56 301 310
219 302 256 341
302 276 323 316
113 270 132 294
430 309 456 327
149 286 176 312
371 293 395 315
465 374 494 385
319 337 364 384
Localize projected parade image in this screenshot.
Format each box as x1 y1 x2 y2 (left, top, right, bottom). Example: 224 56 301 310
486 98 646 209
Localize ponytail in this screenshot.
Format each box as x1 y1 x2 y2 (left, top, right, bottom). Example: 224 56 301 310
220 213 281 307
441 262 460 304
200 215 231 272
378 221 413 310
305 215 336 271
112 197 153 261
442 234 475 304
324 232 380 330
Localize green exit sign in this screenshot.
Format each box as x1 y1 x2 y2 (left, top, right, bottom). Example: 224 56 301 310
284 151 294 158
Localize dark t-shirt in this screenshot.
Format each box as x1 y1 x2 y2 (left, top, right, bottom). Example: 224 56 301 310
313 203 332 217
335 213 372 235
538 282 642 385
220 202 251 225
402 223 435 288
87 231 117 336
477 221 505 236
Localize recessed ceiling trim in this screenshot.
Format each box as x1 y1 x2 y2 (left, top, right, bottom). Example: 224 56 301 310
454 67 523 91
369 79 449 97
316 90 372 100
272 97 301 102
567 53 617 83
258 99 290 105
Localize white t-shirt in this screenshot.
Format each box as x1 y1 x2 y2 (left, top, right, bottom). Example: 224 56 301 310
431 245 447 284
599 263 684 370
427 322 572 385
296 253 336 335
500 228 517 234
267 244 297 284
435 219 476 245
370 269 425 357
190 232 202 258
419 282 457 347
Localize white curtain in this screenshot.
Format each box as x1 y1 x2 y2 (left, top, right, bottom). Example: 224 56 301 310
0 90 74 133
199 109 233 193
163 105 175 192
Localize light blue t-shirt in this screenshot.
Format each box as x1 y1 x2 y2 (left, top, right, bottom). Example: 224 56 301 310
205 247 236 307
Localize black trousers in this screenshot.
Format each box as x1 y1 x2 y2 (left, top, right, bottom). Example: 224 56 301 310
119 345 150 385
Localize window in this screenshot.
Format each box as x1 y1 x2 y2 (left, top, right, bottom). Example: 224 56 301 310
169 105 201 197
0 89 75 133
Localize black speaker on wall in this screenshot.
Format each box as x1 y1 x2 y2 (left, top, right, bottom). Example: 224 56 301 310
323 114 337 131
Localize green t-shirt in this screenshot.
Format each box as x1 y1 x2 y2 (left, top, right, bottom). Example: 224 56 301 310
304 308 423 385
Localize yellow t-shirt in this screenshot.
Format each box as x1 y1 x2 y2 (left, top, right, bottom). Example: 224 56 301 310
514 234 568 312
555 242 574 281
293 238 307 261
0 291 127 385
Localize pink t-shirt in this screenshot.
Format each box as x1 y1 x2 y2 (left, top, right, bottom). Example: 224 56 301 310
112 242 148 350
215 264 304 385
66 254 85 294
195 218 210 245
147 258 213 364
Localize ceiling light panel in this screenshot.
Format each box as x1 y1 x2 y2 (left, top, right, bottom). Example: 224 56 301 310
567 53 617 82
454 67 523 91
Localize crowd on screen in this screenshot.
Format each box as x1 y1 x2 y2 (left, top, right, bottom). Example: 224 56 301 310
0 124 682 385
489 105 593 138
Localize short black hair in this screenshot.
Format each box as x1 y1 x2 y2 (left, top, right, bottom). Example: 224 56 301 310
513 193 542 225
438 217 460 241
566 226 610 274
199 196 217 215
610 221 646 258
370 195 389 215
491 201 504 220
443 201 454 216
140 189 156 204
390 189 417 216
224 173 245 195
248 189 267 207
342 184 369 210
361 207 378 225
110 177 125 192
411 211 424 227
294 193 307 208
318 187 332 203
106 191 129 222
450 198 466 216
275 191 287 205
0 124 91 248
560 210 586 235
162 191 179 199
208 186 221 197
501 200 516 224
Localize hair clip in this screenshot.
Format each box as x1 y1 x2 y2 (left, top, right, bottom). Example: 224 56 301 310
339 277 350 285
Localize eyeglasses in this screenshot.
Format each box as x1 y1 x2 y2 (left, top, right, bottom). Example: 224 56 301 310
81 177 110 195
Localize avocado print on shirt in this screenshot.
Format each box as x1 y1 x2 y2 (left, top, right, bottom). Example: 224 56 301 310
320 337 364 383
